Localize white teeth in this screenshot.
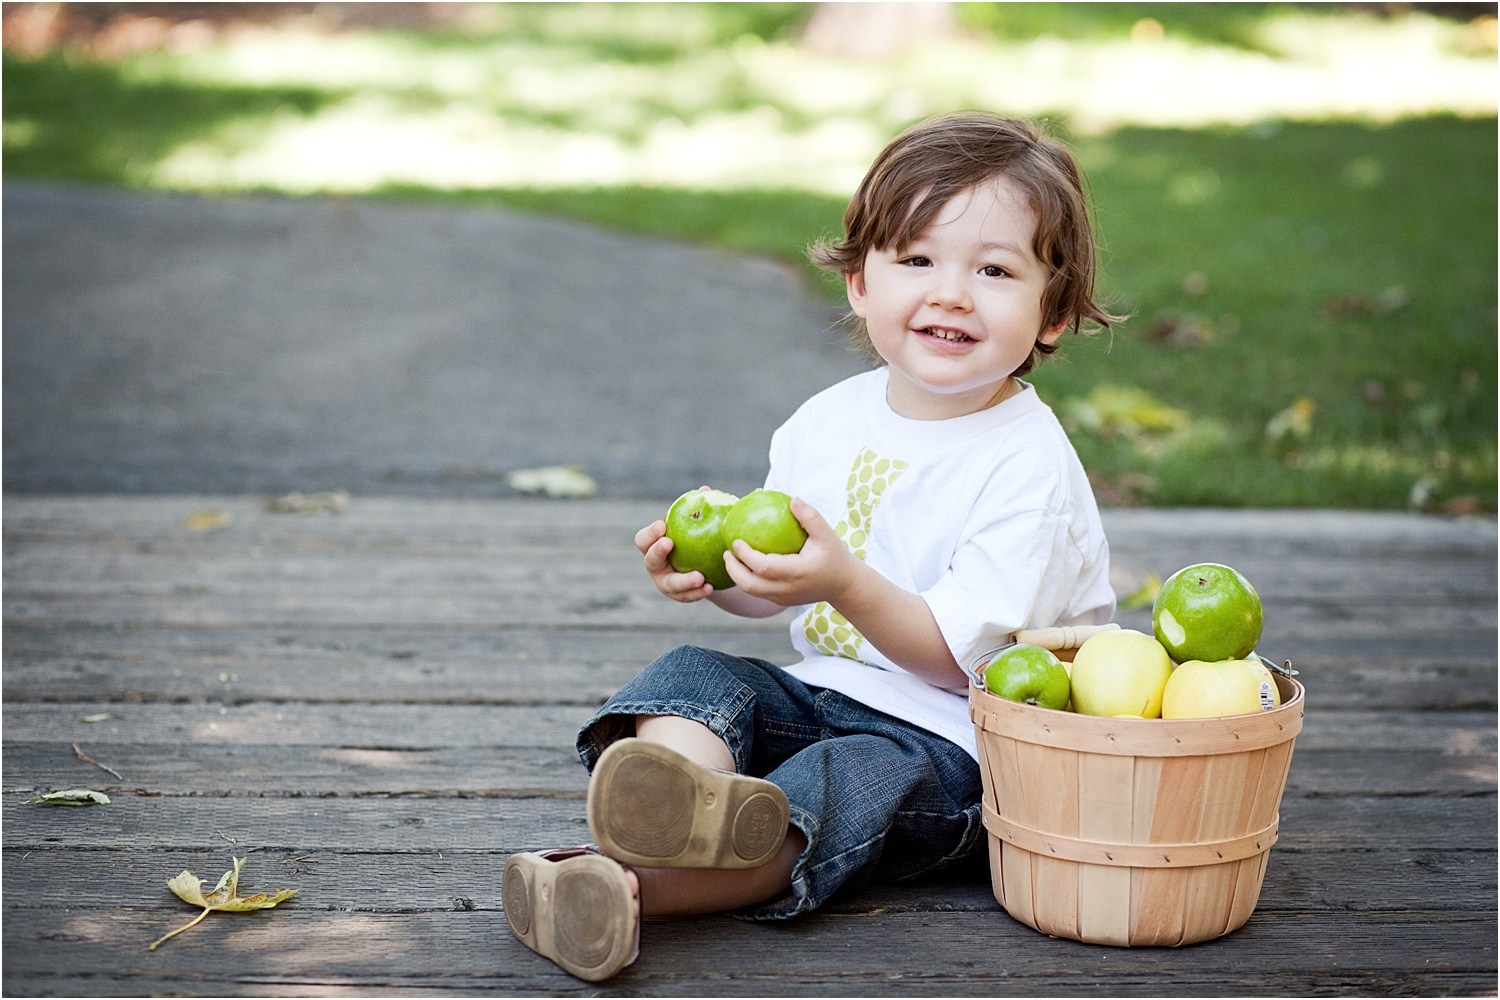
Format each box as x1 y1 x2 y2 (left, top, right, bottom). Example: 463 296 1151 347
924 327 971 342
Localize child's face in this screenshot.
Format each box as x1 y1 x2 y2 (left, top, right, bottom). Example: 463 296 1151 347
845 176 1063 421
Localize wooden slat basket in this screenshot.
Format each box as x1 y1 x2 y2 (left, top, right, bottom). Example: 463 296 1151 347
969 633 1305 947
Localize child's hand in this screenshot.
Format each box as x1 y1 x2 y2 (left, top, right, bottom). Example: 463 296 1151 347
635 518 715 603
723 497 856 608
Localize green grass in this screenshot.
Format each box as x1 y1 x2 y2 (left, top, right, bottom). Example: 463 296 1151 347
378 119 1497 511
1045 118 1497 509
1 51 334 185
4 3 1494 511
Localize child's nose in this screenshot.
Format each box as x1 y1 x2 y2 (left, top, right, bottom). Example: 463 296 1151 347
927 269 972 311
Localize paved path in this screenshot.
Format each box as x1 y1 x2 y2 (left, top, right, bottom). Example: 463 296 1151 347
3 182 860 499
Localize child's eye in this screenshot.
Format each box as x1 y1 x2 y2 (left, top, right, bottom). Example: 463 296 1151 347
901 256 932 267
980 265 1010 278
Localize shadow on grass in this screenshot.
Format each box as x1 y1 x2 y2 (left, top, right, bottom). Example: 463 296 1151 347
3 52 335 185
398 1 812 64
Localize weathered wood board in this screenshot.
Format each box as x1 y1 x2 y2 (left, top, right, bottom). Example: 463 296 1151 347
4 496 1496 997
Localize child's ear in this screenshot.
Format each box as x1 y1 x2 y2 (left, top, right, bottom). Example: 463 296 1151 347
1038 317 1069 346
844 270 869 318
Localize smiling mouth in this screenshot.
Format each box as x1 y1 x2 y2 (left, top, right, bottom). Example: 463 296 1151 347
921 327 974 343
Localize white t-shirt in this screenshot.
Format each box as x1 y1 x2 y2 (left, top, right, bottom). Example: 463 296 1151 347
763 368 1114 760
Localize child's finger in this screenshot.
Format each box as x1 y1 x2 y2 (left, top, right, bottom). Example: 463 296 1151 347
662 569 712 602
727 539 789 580
643 535 676 573
635 519 668 554
789 496 832 539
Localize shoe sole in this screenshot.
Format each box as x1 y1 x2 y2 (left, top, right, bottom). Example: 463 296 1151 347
502 851 638 982
587 738 789 869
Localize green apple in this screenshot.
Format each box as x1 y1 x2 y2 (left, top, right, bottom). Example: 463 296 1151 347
1161 657 1281 719
663 488 739 590
721 489 808 555
1152 563 1263 663
1068 628 1174 718
983 644 1070 710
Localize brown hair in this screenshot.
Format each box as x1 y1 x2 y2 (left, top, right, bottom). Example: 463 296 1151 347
810 112 1120 374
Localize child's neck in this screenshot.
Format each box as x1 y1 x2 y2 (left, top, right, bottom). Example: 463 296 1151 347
885 373 1021 420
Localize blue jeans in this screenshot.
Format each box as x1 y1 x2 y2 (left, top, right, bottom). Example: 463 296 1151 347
576 645 985 920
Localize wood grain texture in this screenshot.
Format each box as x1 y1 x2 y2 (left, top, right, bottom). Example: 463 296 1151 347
4 496 1495 996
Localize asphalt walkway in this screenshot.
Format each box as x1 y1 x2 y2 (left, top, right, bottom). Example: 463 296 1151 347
3 181 861 499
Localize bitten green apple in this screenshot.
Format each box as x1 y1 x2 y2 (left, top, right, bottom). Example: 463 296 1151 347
983 644 1070 711
663 488 739 590
721 489 808 555
1152 563 1263 663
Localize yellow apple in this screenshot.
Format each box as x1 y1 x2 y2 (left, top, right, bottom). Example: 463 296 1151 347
1161 658 1281 719
1068 629 1174 718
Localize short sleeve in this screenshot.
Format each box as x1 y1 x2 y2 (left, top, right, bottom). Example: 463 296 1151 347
921 506 1099 671
764 419 793 493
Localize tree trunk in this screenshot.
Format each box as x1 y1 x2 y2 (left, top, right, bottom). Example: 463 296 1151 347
802 1 956 59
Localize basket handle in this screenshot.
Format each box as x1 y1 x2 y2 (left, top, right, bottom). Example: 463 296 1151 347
967 623 1123 687
1012 623 1120 651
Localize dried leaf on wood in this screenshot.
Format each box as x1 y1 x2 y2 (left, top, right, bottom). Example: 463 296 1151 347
507 464 598 499
148 856 298 950
182 508 231 532
265 489 350 514
27 788 110 806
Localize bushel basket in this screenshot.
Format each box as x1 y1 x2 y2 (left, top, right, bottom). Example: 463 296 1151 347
969 637 1304 947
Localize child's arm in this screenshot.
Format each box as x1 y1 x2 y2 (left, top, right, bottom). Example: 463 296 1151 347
724 497 968 690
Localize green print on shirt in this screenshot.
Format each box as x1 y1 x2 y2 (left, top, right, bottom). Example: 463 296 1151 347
802 448 909 660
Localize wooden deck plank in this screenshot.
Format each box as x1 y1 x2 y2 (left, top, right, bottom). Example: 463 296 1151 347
3 495 1495 997
4 528 1491 611
4 908 1496 997
5 791 1495 852
4 621 1494 711
6 839 1494 914
6 702 1495 753
5 498 1493 615
4 739 1494 798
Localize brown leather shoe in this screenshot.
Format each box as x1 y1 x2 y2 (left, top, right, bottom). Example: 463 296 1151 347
587 738 789 869
502 847 639 982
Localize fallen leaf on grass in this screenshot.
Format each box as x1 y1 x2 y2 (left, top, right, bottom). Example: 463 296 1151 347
148 856 298 950
27 788 111 806
1265 396 1315 444
1143 311 1217 347
1062 384 1192 438
1320 285 1410 318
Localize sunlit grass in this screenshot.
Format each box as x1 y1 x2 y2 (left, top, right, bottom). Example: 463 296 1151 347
6 3 1491 195
3 2 1495 511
